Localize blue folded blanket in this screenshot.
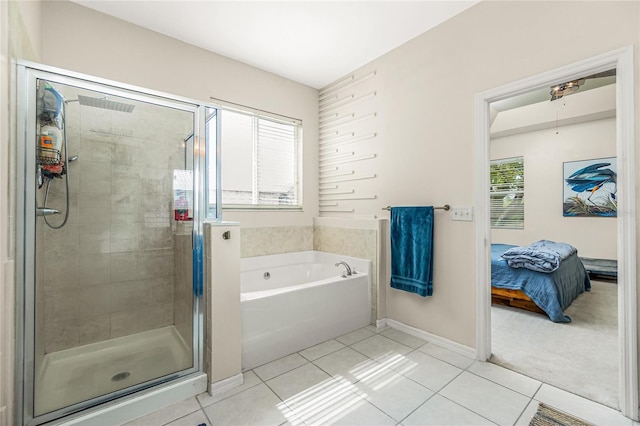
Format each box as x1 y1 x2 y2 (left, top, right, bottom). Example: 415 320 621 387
502 240 577 273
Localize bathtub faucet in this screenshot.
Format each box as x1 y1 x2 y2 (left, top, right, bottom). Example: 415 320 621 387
335 261 352 278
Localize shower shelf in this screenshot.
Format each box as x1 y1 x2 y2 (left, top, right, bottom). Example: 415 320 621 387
36 147 61 165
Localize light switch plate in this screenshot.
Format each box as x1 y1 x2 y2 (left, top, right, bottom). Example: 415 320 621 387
452 206 473 221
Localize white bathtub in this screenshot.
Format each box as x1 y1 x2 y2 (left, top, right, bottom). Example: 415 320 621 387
241 251 371 369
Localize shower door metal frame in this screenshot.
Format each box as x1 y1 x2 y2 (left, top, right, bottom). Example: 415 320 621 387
15 61 216 426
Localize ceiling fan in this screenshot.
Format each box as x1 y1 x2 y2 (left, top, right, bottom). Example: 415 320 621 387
550 69 616 101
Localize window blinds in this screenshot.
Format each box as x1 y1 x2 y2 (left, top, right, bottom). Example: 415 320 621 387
221 109 300 207
490 157 524 229
256 117 298 205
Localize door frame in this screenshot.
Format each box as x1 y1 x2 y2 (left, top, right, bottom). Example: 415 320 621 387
474 46 637 420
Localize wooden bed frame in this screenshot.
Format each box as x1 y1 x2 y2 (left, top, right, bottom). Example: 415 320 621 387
491 287 545 315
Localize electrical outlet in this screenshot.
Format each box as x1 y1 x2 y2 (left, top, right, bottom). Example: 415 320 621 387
452 206 473 221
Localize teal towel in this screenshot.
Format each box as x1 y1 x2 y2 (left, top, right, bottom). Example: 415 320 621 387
390 206 434 297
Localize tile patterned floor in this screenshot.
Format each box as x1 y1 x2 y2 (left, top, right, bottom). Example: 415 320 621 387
124 326 637 426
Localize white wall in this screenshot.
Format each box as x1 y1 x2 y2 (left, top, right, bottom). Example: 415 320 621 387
40 0 319 228
492 118 617 260
320 1 639 348
318 69 380 217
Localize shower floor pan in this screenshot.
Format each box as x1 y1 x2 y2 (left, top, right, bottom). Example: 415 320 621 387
35 325 192 416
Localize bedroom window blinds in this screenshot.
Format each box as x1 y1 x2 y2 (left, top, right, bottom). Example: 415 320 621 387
220 108 302 209
490 157 524 229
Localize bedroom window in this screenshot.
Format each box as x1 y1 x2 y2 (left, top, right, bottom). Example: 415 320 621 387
490 157 524 229
221 108 302 209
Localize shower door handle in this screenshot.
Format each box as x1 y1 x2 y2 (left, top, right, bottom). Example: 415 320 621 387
36 207 60 216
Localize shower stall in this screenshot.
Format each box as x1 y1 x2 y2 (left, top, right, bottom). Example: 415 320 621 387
16 63 219 425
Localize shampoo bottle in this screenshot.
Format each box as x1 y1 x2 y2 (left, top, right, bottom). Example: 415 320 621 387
40 125 62 161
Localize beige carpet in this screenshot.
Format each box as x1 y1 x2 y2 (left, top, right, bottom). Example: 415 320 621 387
491 280 618 409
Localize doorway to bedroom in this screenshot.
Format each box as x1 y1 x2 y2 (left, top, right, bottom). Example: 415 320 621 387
488 70 618 409
474 47 637 421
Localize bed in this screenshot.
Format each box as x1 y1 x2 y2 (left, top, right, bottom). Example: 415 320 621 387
491 243 591 323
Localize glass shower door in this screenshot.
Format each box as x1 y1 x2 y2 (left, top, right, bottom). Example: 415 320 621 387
18 67 204 424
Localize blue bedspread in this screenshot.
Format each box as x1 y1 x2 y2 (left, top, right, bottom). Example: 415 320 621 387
492 244 591 323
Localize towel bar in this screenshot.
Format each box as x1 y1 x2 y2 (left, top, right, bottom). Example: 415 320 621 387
382 204 450 211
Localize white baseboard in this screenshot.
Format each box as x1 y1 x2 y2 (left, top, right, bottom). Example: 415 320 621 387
384 318 476 359
208 373 244 396
375 318 388 329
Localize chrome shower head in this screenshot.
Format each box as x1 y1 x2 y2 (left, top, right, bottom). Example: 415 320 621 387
77 95 135 113
68 155 79 163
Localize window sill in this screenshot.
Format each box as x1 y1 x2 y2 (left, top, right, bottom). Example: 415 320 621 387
222 205 303 212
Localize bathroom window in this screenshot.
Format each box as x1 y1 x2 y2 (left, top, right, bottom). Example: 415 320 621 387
221 108 302 209
490 157 524 229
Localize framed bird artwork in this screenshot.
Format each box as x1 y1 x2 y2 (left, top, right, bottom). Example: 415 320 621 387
563 157 617 217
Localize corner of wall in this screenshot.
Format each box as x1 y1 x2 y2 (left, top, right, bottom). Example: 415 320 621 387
8 0 41 62
4 5 44 422
376 218 389 320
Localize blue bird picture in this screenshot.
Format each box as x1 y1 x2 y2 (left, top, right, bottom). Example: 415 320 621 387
563 157 617 217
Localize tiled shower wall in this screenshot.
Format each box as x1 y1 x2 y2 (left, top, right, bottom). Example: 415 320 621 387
37 88 192 354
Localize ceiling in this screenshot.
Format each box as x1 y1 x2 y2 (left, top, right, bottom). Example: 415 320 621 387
71 0 479 89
